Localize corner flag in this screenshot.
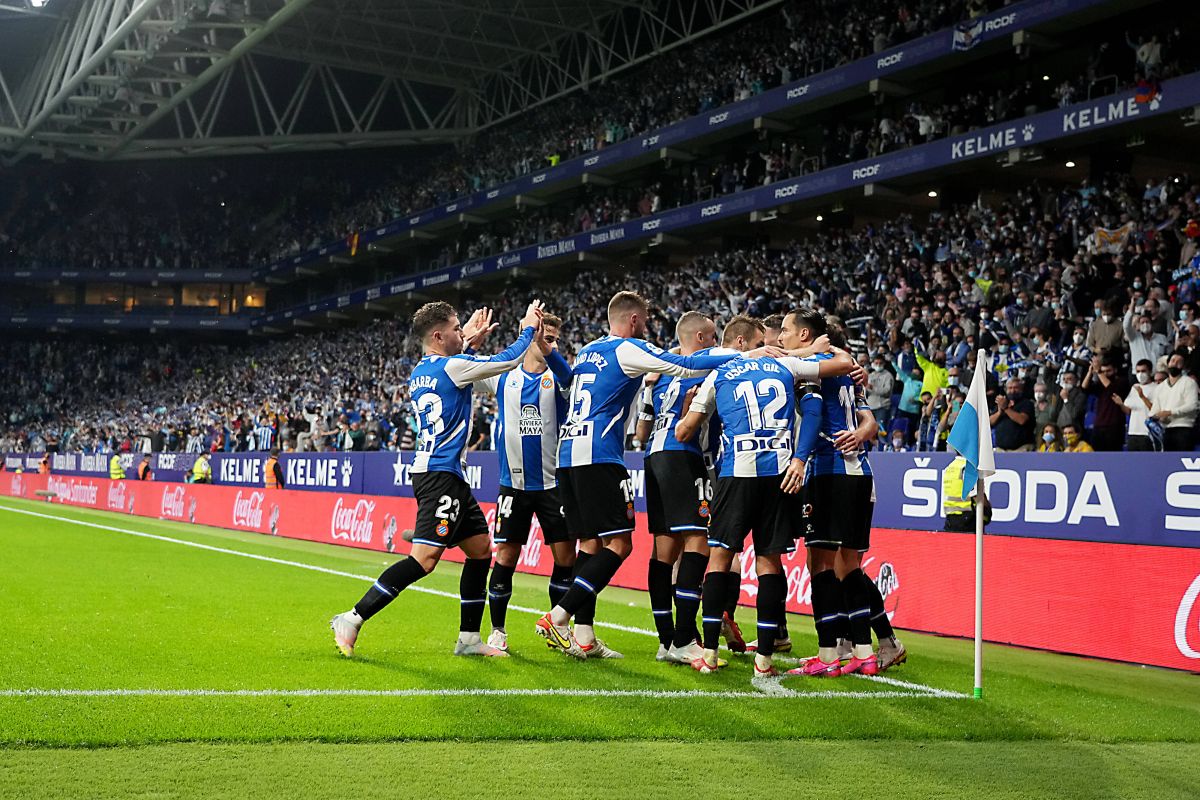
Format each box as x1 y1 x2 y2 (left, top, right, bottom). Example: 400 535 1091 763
947 350 995 497
946 350 995 700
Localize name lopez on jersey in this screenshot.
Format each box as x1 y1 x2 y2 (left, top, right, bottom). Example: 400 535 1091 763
575 351 608 369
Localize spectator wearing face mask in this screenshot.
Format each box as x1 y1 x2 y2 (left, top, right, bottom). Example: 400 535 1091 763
893 361 924 445
1087 302 1125 361
915 345 948 397
1037 423 1064 453
1124 308 1169 372
1082 356 1131 451
1149 352 1200 451
1057 324 1092 385
1061 423 1094 453
991 377 1035 452
884 429 910 452
866 355 894 430
1032 381 1062 431
1113 359 1158 451
1056 371 1086 432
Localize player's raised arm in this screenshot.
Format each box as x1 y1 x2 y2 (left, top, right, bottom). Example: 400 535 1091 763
777 349 857 380
614 339 735 379
444 301 543 387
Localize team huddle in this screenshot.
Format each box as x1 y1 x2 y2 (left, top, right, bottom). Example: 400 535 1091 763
330 291 906 684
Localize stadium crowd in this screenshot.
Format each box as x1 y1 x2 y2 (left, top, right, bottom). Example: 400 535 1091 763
3 0 1192 278
4 168 1200 455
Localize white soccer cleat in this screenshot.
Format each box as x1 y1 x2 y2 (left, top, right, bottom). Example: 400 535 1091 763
656 644 671 662
579 638 623 659
535 613 587 659
329 613 360 658
878 636 907 671
487 628 509 652
454 639 509 657
666 640 705 664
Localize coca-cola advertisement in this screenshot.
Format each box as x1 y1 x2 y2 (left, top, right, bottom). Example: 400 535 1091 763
2 472 1199 672
231 490 266 531
160 486 187 520
330 498 376 544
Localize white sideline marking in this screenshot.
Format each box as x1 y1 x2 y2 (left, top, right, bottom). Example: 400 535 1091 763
0 687 942 701
0 502 968 700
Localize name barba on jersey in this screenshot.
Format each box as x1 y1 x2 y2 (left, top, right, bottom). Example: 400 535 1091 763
411 375 438 391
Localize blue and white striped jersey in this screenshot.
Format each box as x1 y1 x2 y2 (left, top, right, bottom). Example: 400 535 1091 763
689 356 825 478
557 336 737 468
252 424 274 451
794 374 873 477
476 349 572 491
409 326 536 479
642 346 735 460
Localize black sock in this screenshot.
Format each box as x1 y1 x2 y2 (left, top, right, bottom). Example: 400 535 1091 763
859 568 895 640
777 594 789 641
671 552 707 648
755 573 786 657
701 571 727 650
559 549 624 618
459 558 491 634
648 558 675 647
722 570 741 618
548 564 573 609
354 557 428 621
488 562 516 631
571 551 596 625
842 568 873 646
810 569 841 648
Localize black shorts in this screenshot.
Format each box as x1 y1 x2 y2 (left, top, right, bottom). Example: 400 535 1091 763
493 485 569 545
411 470 490 549
645 451 711 535
707 476 799 556
556 463 636 540
802 473 875 552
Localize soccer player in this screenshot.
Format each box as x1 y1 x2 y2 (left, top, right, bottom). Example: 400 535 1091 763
535 291 746 659
330 299 545 659
473 313 576 652
780 313 902 677
634 311 722 663
675 315 855 681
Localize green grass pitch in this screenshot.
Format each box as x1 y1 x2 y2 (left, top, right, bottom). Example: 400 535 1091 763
0 496 1197 799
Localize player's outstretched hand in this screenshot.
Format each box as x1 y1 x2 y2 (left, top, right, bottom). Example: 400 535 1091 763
463 308 498 349
744 345 786 359
780 458 806 494
521 300 545 330
643 372 662 387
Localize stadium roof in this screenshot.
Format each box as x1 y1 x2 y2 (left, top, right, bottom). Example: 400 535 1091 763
0 0 781 162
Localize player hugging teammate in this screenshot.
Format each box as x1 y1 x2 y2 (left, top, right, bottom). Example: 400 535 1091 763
330 293 905 684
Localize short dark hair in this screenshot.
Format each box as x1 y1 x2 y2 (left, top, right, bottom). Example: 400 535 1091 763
787 307 827 340
270 447 280 457
761 314 784 331
412 301 457 342
721 315 764 346
1135 359 1153 370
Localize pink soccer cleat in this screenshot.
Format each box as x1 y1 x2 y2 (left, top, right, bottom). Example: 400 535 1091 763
787 656 842 678
841 653 879 676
